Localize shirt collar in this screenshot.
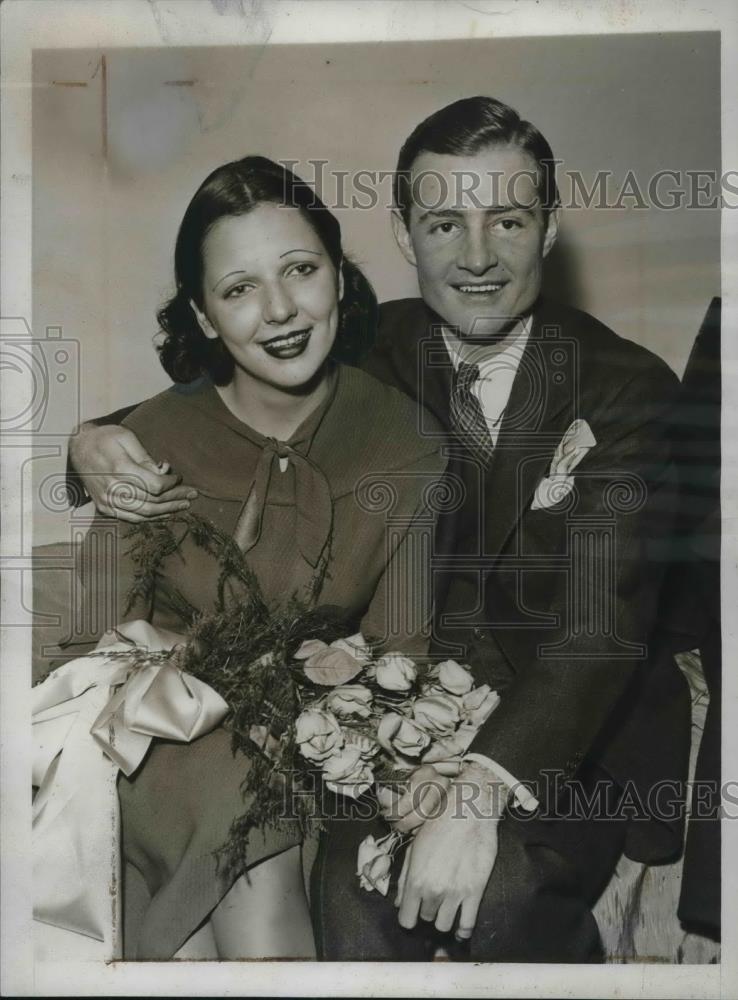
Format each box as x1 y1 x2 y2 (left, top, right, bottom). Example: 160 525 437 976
442 314 533 375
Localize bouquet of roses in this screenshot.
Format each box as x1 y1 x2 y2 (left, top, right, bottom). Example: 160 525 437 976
289 634 501 895
122 512 500 891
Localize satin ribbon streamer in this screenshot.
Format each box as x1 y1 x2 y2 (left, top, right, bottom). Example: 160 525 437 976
32 620 228 958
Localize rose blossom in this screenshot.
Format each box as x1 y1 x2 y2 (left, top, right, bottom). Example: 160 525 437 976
435 659 474 696
377 712 430 758
356 832 400 895
330 633 372 663
295 708 344 763
412 693 461 736
324 684 373 719
462 685 501 728
295 633 370 686
421 725 477 764
344 731 380 758
362 853 393 895
322 745 374 798
295 634 369 686
357 834 384 877
293 638 327 660
374 654 417 692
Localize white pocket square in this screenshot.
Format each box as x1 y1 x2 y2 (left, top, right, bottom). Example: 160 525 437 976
531 418 596 510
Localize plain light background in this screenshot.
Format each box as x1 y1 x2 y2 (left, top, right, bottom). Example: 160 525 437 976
31 33 720 542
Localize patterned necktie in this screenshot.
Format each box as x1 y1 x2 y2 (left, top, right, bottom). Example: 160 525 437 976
449 361 495 465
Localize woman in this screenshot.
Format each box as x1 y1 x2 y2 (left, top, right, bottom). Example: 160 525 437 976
37 156 447 961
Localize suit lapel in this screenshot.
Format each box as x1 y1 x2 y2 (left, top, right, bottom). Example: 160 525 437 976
394 298 580 564
378 301 454 432
412 306 454 430
482 303 578 560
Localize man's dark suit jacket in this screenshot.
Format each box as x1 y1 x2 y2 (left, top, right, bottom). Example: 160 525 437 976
364 296 691 864
70 294 692 864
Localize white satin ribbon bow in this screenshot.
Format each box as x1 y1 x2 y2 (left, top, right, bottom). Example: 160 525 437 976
32 620 228 958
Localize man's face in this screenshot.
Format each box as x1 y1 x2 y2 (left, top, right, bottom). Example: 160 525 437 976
393 143 559 339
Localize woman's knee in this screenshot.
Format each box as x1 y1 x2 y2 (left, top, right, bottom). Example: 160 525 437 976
211 846 315 959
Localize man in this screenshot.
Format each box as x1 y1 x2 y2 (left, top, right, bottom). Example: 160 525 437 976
67 97 691 961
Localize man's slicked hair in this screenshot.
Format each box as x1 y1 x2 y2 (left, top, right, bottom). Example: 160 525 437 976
393 96 561 224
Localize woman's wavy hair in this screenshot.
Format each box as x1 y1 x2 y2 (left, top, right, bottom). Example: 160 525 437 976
156 155 378 384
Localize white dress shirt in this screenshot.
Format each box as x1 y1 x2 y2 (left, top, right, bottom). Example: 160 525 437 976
442 316 532 447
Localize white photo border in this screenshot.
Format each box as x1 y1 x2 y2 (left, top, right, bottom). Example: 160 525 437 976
1 1 736 996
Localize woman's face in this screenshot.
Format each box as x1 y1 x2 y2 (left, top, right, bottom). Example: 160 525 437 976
193 203 342 392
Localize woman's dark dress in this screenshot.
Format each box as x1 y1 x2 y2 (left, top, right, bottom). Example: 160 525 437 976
80 364 446 958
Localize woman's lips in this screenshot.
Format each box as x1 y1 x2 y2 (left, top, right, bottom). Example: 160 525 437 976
261 327 312 359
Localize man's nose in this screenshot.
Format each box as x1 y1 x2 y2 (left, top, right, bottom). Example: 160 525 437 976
263 281 298 324
458 230 498 275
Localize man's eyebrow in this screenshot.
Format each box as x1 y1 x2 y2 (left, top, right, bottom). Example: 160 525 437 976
416 208 465 224
416 205 536 224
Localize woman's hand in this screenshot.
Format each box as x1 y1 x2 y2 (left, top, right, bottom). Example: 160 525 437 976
70 422 198 522
376 763 451 834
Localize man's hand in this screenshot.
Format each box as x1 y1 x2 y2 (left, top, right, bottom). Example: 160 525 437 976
70 423 198 522
395 763 505 940
376 764 451 834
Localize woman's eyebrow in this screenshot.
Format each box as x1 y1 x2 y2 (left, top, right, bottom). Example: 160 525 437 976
212 249 324 290
279 248 323 258
213 270 248 290
213 270 249 291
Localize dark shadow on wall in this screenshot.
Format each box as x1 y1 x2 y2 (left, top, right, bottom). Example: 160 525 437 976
541 232 584 309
